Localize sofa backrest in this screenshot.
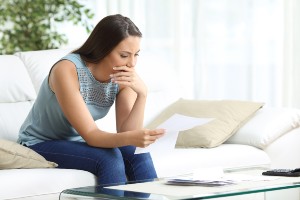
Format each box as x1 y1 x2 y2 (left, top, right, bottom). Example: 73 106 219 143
0 49 180 141
0 49 72 141
0 55 36 141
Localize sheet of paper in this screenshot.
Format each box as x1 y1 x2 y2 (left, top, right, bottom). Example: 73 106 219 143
167 167 278 184
135 114 214 154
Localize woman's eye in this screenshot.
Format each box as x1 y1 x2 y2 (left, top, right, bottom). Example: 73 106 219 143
120 55 128 58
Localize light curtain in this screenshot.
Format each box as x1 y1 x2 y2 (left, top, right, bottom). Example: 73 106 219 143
67 0 299 108
283 0 300 108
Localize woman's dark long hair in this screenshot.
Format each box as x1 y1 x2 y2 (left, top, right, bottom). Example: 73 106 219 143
73 14 142 64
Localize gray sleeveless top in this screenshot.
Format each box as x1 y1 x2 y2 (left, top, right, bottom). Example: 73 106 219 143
18 53 119 146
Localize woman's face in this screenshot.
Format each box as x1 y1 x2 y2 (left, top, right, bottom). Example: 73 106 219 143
102 36 141 72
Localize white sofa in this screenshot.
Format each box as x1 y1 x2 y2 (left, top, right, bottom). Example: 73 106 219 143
1 48 300 200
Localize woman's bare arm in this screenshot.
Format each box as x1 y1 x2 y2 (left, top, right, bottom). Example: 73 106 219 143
112 65 148 132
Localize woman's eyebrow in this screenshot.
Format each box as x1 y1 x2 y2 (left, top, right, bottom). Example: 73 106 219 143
120 50 140 54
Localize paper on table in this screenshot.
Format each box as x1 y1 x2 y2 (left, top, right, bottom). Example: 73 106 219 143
166 167 278 186
134 114 214 154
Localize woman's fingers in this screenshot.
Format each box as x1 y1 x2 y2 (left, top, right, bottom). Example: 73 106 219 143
145 129 166 142
110 66 147 95
150 129 166 136
110 66 133 80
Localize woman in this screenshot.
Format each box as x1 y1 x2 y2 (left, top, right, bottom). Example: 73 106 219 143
18 14 165 185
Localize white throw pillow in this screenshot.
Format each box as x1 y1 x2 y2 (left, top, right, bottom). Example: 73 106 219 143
226 107 300 149
0 55 36 103
15 48 72 93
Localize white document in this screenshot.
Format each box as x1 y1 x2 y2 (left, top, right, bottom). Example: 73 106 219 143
168 167 278 184
134 114 214 154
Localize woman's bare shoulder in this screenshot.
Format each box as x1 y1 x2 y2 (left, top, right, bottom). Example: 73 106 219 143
49 59 79 92
51 59 76 73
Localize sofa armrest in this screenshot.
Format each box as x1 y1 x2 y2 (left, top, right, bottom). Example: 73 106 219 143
225 107 300 149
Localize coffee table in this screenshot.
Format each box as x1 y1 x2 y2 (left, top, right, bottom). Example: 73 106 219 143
59 167 300 199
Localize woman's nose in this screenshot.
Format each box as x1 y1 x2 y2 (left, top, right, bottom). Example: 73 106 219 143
127 57 136 68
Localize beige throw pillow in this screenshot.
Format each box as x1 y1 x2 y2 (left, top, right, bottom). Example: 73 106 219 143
0 139 58 169
146 98 264 148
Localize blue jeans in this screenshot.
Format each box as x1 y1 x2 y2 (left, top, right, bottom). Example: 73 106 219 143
28 140 157 185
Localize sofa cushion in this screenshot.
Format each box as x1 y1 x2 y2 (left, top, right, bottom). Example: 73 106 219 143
0 102 33 142
226 107 300 149
0 55 36 103
146 98 264 148
15 48 72 93
0 139 57 169
0 168 96 200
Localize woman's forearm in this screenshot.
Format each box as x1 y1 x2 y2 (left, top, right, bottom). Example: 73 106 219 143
83 128 131 148
117 94 147 132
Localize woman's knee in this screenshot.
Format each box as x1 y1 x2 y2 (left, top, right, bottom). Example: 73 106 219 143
95 148 125 173
96 148 127 184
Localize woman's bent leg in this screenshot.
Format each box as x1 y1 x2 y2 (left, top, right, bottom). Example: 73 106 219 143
118 145 157 181
28 140 127 185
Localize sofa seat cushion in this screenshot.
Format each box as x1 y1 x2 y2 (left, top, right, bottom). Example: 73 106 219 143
150 144 270 178
0 168 96 200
